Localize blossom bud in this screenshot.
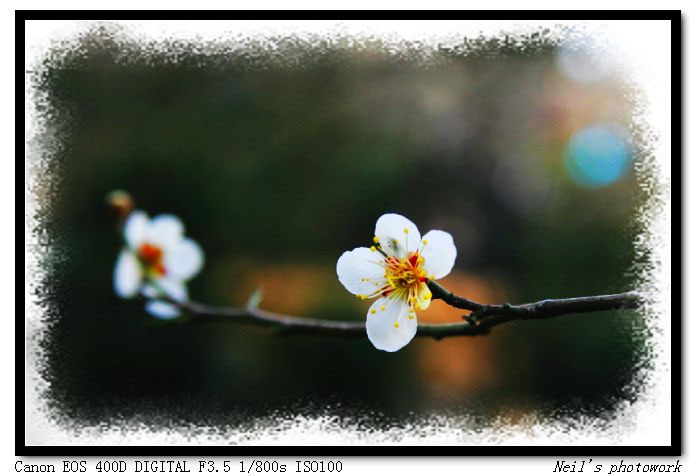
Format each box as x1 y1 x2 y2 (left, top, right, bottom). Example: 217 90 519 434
105 190 134 220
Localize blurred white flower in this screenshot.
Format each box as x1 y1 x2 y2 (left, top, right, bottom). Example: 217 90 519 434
114 210 204 319
337 213 457 352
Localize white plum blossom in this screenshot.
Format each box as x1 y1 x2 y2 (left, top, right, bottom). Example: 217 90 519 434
337 213 457 352
113 210 204 319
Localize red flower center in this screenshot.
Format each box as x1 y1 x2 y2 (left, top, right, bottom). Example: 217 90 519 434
379 251 429 305
138 242 166 276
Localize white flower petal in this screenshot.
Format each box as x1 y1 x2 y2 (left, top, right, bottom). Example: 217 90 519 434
124 210 149 249
375 213 421 257
113 250 143 298
337 247 388 296
415 281 432 310
147 214 185 248
141 283 159 299
421 230 457 279
142 278 187 318
366 295 418 352
153 277 189 301
165 238 204 280
145 300 181 319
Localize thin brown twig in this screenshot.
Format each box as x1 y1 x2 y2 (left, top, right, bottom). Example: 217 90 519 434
163 281 644 339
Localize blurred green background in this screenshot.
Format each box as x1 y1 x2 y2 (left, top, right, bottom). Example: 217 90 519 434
34 30 647 429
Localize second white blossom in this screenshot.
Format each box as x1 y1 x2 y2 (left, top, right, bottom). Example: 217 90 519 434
114 210 204 319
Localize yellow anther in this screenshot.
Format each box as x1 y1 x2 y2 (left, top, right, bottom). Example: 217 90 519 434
394 239 398 245
360 294 366 300
422 239 428 245
360 278 364 282
409 314 414 320
425 293 432 299
370 246 376 252
380 306 385 311
370 309 376 314
417 256 424 263
373 236 380 243
394 322 399 328
403 228 409 234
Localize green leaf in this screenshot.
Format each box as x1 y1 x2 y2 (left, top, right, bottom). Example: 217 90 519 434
245 287 264 310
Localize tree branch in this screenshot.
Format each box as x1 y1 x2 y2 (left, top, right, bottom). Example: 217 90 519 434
427 280 642 316
167 281 644 339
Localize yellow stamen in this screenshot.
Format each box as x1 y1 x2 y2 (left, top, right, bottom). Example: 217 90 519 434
370 309 376 314
370 246 376 252
403 228 409 234
409 315 414 320
422 239 428 245
378 249 429 315
373 236 380 243
394 322 399 328
380 306 385 311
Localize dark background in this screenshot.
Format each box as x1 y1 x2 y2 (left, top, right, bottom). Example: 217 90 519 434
33 28 647 430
